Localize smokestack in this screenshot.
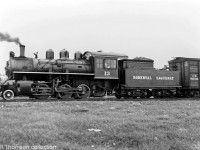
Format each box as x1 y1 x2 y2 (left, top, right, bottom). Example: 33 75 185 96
19 44 25 57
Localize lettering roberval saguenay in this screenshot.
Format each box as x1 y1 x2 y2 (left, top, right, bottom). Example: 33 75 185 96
133 76 174 80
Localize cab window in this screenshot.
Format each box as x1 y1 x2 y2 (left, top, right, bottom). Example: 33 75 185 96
96 58 103 68
104 59 116 69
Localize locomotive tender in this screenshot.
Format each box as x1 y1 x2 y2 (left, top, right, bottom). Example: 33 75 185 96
114 58 181 98
1 44 200 100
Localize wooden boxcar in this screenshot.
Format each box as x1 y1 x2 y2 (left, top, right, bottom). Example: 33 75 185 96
168 57 200 97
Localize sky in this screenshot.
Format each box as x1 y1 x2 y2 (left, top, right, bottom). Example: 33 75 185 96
0 0 200 74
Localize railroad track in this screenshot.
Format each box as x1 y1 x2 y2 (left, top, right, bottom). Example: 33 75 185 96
0 96 199 102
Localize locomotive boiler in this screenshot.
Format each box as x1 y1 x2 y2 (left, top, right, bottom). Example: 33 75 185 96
1 44 128 100
5 45 93 81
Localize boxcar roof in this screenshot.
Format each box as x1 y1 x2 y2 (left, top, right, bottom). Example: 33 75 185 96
169 57 200 62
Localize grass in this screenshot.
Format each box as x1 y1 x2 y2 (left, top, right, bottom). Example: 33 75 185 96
0 98 200 150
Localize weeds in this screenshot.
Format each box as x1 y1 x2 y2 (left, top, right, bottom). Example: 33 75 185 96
0 100 200 149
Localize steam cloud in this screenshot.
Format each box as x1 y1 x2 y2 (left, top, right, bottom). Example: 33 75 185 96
0 32 21 45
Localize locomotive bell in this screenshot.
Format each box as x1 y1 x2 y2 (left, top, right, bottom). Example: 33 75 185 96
19 44 25 57
46 49 54 59
9 51 15 57
59 49 69 59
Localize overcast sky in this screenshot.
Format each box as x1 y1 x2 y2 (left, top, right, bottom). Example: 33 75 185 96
0 0 200 74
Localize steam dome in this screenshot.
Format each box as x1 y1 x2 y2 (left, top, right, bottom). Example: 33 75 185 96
59 49 69 59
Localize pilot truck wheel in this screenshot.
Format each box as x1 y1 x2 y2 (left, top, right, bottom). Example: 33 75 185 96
3 89 14 100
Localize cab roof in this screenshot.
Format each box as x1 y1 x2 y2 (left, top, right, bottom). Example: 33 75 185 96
82 51 128 59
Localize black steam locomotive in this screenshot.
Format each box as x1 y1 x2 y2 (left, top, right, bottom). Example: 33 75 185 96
0 45 200 100
0 45 128 100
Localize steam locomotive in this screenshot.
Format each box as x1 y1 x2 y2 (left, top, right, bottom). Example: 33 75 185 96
1 45 200 100
0 45 128 100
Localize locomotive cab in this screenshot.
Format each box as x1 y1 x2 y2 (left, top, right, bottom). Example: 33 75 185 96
94 57 118 79
81 51 128 96
82 51 128 79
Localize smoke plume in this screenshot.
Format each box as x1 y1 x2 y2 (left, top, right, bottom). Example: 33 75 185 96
0 32 21 45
